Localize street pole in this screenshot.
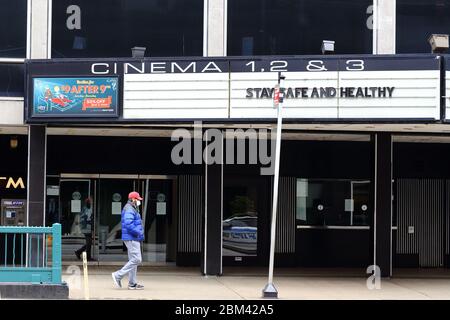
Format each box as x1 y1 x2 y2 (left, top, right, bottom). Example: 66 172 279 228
263 72 285 298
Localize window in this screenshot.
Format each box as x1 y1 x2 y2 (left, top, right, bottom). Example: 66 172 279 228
228 0 373 56
0 0 26 97
0 64 24 97
397 0 450 53
0 0 27 58
52 0 203 58
296 179 370 226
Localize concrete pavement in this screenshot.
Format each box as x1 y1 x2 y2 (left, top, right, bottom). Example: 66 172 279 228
63 266 450 300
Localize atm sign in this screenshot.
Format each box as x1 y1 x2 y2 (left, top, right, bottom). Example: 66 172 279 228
0 177 25 189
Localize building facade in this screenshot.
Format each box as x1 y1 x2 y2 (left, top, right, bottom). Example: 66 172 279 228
2 0 450 277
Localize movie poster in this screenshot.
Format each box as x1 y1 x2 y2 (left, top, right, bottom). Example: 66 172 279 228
32 77 118 117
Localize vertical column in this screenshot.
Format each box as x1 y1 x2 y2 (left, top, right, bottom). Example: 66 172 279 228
373 0 396 54
27 125 47 226
204 0 227 56
373 133 393 277
202 130 223 275
51 223 62 283
30 0 52 59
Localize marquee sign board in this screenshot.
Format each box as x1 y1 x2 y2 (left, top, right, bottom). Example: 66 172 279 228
25 55 442 122
229 56 441 119
445 57 450 121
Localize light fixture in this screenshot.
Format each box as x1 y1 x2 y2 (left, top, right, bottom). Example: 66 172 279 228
131 46 146 58
321 40 335 55
10 136 18 149
428 34 449 53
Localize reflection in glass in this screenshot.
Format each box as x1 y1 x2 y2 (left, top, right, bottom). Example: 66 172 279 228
397 0 450 53
74 197 93 260
97 179 134 262
58 180 92 261
141 180 173 264
223 194 258 256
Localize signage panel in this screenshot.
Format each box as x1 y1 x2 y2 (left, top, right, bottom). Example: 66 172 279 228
445 57 450 121
25 55 442 122
31 77 118 117
123 73 229 119
337 69 440 119
229 57 440 119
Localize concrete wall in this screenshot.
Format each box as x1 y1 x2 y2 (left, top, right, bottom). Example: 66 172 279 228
205 0 227 56
374 0 396 54
0 100 24 125
30 0 51 59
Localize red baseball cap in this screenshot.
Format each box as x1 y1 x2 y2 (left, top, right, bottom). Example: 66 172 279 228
128 191 143 201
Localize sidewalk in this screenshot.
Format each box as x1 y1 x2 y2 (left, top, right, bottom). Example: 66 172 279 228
63 266 450 300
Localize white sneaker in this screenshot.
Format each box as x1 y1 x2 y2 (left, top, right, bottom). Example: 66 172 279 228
112 273 122 288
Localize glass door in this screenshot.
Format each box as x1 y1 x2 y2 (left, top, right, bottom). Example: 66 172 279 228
57 175 177 265
141 178 175 264
59 179 94 262
96 178 136 262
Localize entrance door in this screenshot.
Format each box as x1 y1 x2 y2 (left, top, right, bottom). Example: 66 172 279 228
96 177 137 262
59 179 94 262
55 175 177 265
140 178 176 264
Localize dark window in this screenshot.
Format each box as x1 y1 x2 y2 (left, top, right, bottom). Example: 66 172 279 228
397 0 450 53
0 0 27 57
52 0 203 58
0 64 24 97
228 0 373 56
296 179 370 227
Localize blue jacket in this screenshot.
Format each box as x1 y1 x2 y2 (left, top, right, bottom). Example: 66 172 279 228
121 201 144 241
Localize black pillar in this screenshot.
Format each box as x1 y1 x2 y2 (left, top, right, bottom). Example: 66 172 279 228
373 133 392 277
201 130 223 275
27 125 46 226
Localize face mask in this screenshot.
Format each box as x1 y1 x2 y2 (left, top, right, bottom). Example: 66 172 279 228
136 200 141 207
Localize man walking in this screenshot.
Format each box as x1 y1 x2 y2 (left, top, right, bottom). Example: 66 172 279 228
112 191 145 290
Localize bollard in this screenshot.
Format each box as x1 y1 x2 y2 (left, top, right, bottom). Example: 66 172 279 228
82 251 90 300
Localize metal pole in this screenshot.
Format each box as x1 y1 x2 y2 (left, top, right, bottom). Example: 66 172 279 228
263 72 284 298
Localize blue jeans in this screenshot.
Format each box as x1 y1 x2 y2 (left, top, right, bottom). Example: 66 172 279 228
114 240 142 285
